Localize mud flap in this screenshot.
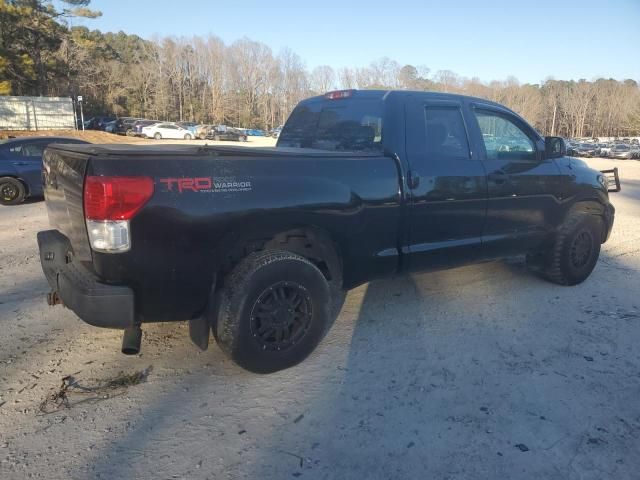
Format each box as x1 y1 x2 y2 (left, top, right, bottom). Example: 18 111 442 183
188 274 217 351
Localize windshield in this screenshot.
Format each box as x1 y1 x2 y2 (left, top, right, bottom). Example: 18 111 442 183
278 97 383 152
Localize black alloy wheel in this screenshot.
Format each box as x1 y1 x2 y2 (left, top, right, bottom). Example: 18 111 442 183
249 281 313 351
569 230 594 269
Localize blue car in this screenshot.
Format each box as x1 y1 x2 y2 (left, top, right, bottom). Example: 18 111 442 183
0 136 89 205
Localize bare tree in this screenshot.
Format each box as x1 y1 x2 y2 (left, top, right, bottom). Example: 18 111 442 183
310 65 335 94
52 30 639 136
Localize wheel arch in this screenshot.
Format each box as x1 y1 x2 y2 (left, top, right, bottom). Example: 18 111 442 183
565 198 609 242
216 224 343 289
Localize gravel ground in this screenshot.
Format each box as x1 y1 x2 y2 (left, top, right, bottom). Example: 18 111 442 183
0 156 639 480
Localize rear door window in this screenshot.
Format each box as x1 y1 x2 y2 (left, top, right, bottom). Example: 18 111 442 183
425 107 470 160
279 98 383 152
9 142 44 157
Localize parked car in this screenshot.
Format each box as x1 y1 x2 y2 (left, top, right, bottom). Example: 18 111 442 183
206 125 247 141
245 129 266 136
270 126 283 138
132 120 160 137
0 136 90 205
597 143 613 157
114 117 144 136
104 120 117 133
37 89 618 373
572 143 598 157
114 117 143 136
176 122 199 136
142 122 195 140
84 117 115 131
609 144 634 160
195 124 212 140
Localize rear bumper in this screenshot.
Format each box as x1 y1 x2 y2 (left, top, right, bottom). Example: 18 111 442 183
37 229 135 329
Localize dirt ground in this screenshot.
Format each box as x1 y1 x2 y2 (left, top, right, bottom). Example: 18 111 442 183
0 129 279 148
1 154 639 480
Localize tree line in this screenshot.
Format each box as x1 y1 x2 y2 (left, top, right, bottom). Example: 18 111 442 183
1 0 639 136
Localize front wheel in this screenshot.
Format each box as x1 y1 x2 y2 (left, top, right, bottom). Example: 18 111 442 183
532 213 602 286
213 250 331 373
0 177 26 205
184 133 192 140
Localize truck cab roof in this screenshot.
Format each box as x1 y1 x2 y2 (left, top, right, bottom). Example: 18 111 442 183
306 89 518 113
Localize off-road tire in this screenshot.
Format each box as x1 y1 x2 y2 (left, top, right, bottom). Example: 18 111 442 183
214 250 331 373
0 177 26 205
540 213 602 286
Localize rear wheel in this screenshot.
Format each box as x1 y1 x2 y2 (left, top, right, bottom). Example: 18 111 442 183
213 250 331 373
184 133 193 140
154 132 162 140
0 177 26 205
530 213 602 286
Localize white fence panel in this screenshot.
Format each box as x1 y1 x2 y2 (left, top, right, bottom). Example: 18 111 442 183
0 96 76 130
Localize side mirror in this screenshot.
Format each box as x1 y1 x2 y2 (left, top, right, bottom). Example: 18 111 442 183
545 136 566 159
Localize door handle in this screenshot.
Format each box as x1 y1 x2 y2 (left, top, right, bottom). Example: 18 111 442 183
488 171 508 184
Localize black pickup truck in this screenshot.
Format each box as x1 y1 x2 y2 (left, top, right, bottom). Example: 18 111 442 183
37 90 619 373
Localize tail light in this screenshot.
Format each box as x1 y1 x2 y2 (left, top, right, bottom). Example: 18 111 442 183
84 176 154 253
325 90 354 100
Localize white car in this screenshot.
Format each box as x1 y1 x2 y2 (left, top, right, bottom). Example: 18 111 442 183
142 123 194 140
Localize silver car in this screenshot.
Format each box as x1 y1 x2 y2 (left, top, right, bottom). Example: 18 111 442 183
610 144 633 160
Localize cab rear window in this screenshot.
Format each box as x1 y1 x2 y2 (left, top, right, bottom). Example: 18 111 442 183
278 98 383 152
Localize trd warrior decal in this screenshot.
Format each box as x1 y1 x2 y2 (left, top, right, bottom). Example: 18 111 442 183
160 177 252 193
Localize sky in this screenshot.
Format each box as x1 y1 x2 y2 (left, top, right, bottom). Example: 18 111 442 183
70 0 640 85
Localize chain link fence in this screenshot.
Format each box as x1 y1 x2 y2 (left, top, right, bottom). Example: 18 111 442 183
0 96 77 131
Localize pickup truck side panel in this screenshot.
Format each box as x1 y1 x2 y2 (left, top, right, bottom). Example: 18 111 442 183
52 150 403 322
403 97 488 271
464 102 566 257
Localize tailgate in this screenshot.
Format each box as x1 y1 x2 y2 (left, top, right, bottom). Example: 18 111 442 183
42 146 92 261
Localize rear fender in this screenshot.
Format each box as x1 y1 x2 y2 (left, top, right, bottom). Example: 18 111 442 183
215 223 343 286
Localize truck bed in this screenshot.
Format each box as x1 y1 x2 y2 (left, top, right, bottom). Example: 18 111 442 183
42 143 403 323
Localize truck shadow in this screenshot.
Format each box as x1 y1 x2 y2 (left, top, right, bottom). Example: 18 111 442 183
238 253 639 479
69 250 640 479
